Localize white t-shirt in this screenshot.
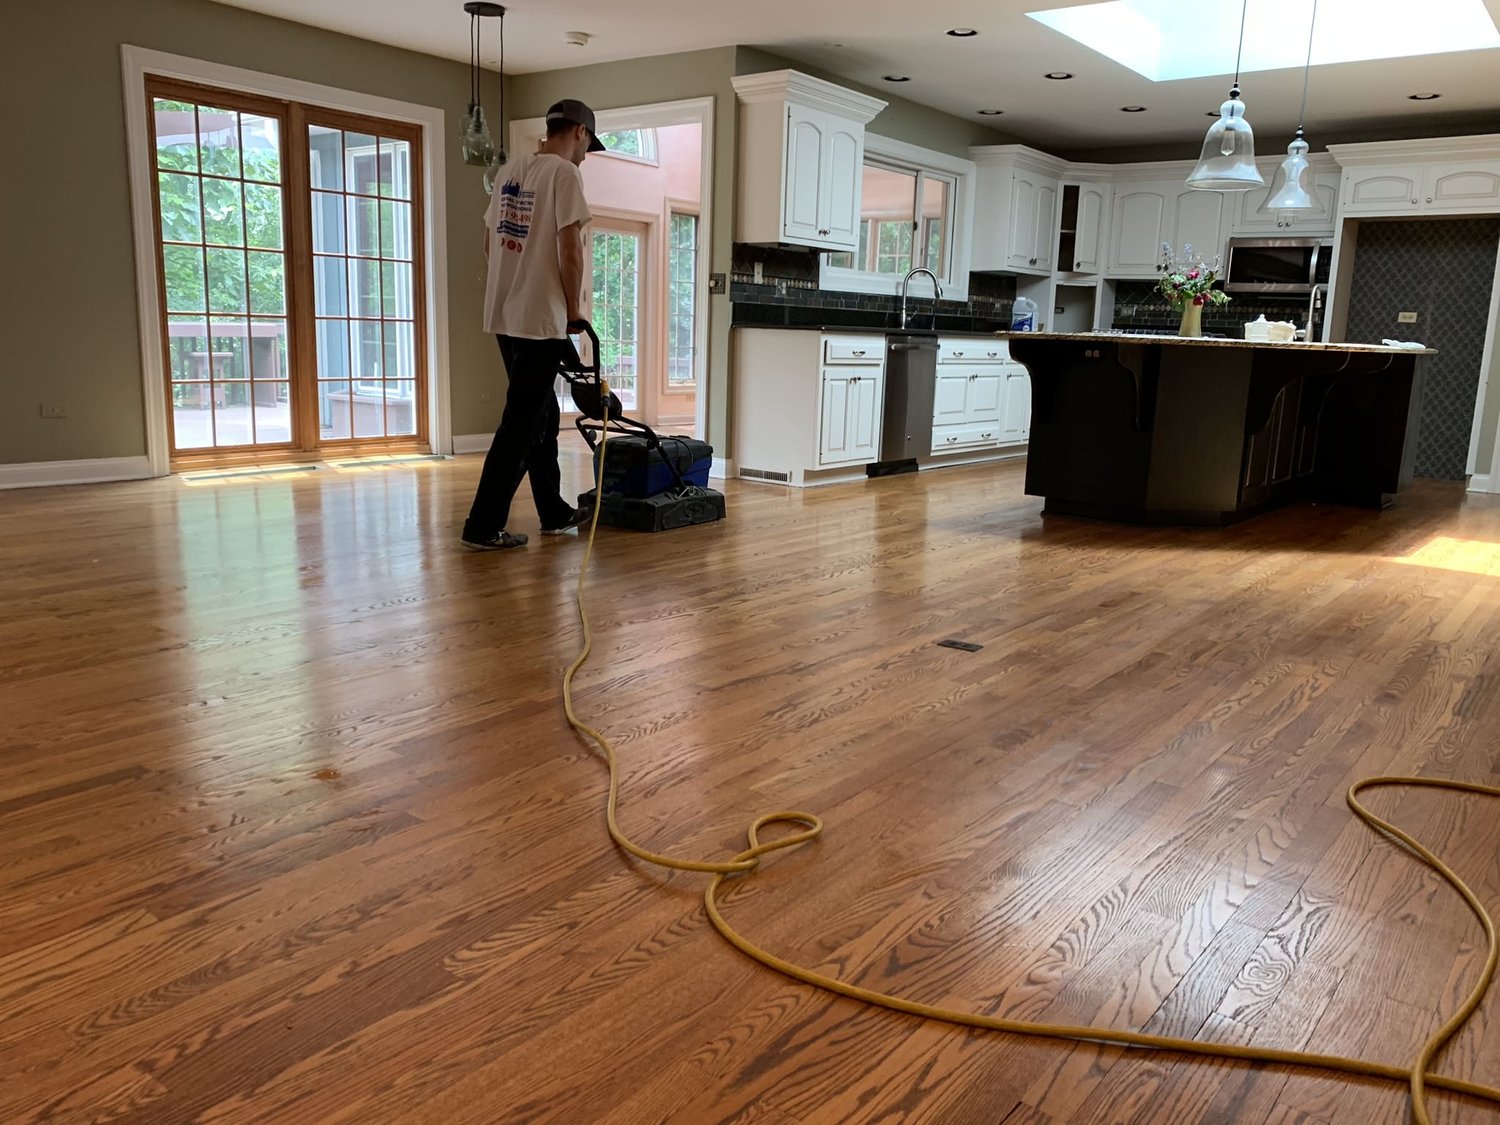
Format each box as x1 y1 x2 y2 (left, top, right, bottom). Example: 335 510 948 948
482 152 592 339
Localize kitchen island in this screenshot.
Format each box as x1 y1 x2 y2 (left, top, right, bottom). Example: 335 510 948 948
999 332 1436 526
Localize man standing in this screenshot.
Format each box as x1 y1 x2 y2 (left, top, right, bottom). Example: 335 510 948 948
462 99 606 550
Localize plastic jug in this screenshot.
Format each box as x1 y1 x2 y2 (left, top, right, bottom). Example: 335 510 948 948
1011 297 1039 332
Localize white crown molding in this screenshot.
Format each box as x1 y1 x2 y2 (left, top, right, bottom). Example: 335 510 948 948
968 144 1069 177
731 70 886 123
0 457 153 490
1326 133 1500 167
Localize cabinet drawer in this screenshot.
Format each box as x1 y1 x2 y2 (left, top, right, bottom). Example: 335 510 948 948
822 336 884 364
938 339 1009 364
931 423 1003 455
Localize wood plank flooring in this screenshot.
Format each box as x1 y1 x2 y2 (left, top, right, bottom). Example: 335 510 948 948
4 445 1500 1123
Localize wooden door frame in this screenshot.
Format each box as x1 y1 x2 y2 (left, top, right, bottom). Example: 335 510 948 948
122 46 451 476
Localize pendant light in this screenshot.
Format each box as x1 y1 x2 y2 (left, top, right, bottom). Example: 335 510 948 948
460 2 507 192
1260 0 1319 211
1187 0 1264 191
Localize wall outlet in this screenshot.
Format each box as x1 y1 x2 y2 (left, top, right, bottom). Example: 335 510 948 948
1397 311 1419 324
776 279 788 297
39 403 67 419
708 272 726 295
753 262 764 284
479 392 491 402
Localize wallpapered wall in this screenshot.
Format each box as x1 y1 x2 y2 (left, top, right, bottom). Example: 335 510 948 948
1343 218 1500 480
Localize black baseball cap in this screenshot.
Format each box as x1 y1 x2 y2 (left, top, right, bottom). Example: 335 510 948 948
547 99 607 151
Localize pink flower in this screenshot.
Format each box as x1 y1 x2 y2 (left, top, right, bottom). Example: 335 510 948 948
1193 295 1206 306
1187 269 1200 280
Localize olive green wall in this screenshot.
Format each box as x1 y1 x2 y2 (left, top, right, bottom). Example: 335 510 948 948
4 0 498 466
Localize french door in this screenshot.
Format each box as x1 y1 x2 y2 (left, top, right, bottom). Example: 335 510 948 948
147 78 427 464
587 219 647 415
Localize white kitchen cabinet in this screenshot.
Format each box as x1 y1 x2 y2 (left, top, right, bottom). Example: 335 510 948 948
1002 366 1032 443
968 146 1069 273
732 70 886 251
1169 187 1227 262
819 366 882 466
1007 171 1060 272
1107 185 1171 276
1059 182 1110 274
1229 170 1340 234
1341 165 1424 215
932 341 1019 454
1424 162 1500 212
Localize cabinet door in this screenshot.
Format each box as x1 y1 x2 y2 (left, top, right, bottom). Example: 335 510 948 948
783 105 827 243
933 371 970 424
1002 368 1032 441
818 369 854 465
820 120 864 248
1170 187 1226 263
847 371 883 463
1007 172 1040 269
967 372 1004 423
1423 163 1500 213
1073 184 1109 273
1342 167 1422 215
1032 182 1058 272
1108 188 1169 275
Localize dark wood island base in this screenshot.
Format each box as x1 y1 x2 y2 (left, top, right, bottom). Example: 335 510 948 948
999 333 1436 527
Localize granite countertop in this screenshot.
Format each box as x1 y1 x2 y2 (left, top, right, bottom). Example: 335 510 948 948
995 331 1437 355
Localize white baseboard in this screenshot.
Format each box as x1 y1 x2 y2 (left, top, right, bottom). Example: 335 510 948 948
0 456 154 490
1469 473 1494 494
453 433 494 455
710 457 734 480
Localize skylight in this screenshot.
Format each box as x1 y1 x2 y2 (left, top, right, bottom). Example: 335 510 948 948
1027 0 1500 82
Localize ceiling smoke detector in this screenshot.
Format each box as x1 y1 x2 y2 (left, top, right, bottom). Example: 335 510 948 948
563 30 591 47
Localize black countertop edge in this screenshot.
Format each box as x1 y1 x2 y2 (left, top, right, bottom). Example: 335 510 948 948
732 321 1006 338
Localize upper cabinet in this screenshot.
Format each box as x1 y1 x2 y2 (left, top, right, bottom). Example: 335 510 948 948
969 147 1068 275
732 71 887 251
1106 184 1171 276
1330 137 1500 218
1058 182 1111 275
1228 167 1340 234
1168 186 1227 262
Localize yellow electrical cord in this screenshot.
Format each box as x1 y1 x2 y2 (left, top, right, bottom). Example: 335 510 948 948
562 399 1500 1123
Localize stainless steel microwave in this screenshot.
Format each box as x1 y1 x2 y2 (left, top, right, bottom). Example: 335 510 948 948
1223 237 1330 295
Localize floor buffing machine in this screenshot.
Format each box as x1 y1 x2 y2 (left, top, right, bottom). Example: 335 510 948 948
561 324 725 532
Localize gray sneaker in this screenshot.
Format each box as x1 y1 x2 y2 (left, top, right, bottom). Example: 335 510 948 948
540 507 591 536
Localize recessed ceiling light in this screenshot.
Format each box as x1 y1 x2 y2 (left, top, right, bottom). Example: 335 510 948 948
883 74 911 82
1206 110 1220 116
1408 92 1442 100
947 27 980 37
1044 71 1074 80
977 109 1005 115
1120 105 1147 112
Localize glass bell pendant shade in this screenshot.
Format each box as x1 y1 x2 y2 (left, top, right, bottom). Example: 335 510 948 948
1261 130 1315 210
461 102 496 167
1187 87 1264 191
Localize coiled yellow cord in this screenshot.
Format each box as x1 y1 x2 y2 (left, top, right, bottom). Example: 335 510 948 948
562 403 1500 1123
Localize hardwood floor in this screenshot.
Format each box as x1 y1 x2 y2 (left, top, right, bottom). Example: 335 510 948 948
3 445 1500 1124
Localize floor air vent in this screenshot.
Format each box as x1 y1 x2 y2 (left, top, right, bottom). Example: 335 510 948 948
739 467 790 483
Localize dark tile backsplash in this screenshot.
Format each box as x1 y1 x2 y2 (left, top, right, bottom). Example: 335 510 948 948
731 243 1016 333
1110 280 1314 336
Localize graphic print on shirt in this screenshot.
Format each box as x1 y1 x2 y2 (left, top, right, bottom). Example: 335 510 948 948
495 179 535 254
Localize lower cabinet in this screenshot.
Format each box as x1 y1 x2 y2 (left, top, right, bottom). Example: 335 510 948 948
819 366 883 466
932 342 1027 454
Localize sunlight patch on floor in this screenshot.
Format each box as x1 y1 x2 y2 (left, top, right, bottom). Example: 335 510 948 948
1392 535 1500 577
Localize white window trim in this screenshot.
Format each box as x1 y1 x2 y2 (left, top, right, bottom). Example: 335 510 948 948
819 134 976 303
596 128 660 166
120 45 452 475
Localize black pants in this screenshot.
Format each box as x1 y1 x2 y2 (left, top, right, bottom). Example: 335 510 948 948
464 335 575 538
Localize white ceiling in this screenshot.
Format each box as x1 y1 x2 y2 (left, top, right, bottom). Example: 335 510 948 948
208 0 1500 151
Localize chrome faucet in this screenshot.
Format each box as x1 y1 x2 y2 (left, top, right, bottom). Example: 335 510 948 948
900 267 943 330
1304 283 1328 342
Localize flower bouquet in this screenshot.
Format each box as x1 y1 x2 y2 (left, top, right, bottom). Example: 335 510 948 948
1156 243 1229 337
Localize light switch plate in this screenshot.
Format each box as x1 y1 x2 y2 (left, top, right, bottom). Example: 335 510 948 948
1397 311 1419 324
709 273 725 295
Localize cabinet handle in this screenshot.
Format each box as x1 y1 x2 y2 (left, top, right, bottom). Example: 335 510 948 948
1427 197 1433 203
1075 261 1081 269
852 350 865 356
1412 199 1418 205
953 351 965 357
819 228 830 235
982 432 993 439
987 351 998 358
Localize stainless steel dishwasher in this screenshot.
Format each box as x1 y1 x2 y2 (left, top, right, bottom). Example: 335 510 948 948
869 332 939 476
